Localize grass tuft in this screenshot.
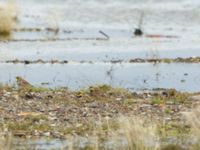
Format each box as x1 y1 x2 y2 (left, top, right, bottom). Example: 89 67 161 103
0 1 17 35
183 106 200 150
114 116 160 150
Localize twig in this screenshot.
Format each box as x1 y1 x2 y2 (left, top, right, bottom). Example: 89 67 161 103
99 30 109 40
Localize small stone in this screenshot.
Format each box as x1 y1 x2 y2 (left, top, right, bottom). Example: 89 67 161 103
50 124 56 127
76 123 82 127
51 131 64 138
140 104 151 108
13 95 19 100
43 132 51 137
4 92 11 97
88 102 98 108
105 116 110 120
166 101 174 105
48 116 57 121
116 97 122 101
111 110 118 113
164 117 171 122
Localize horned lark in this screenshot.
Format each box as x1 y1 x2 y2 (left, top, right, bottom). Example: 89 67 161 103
16 76 33 92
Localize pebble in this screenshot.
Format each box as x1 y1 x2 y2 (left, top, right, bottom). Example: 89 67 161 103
88 102 98 108
0 86 197 139
164 117 171 122
48 116 57 121
166 101 174 105
43 132 51 137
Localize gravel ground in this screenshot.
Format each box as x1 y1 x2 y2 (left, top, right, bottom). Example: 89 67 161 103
0 79 199 139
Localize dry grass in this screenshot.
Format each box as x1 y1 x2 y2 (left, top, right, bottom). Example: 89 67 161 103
0 124 12 150
0 133 12 150
182 106 200 150
0 1 17 34
62 116 160 150
113 116 160 150
0 114 198 150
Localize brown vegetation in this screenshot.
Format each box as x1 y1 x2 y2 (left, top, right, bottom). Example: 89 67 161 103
0 1 17 35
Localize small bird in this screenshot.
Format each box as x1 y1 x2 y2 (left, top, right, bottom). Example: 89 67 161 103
16 76 33 92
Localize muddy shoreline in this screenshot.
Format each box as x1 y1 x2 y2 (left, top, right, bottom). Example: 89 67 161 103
0 82 200 149
2 57 200 64
0 82 198 137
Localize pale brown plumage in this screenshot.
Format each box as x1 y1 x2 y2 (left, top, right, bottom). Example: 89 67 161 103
16 76 33 92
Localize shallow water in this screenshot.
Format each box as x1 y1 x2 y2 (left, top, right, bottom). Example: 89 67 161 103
1 40 200 62
10 138 68 150
0 62 200 92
